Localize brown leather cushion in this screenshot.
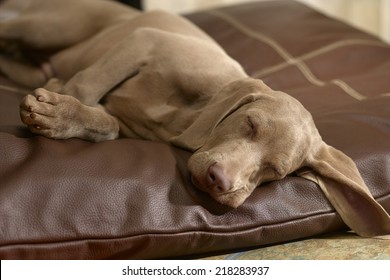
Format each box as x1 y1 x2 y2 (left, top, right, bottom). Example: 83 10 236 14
1 0 389 259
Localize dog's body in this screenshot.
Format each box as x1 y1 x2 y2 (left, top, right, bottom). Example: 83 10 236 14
1 0 390 237
0 0 247 143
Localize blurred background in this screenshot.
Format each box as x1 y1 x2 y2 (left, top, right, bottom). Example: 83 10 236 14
138 0 390 43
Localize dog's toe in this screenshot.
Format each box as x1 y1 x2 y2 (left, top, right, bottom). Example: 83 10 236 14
20 88 85 139
20 99 54 136
20 90 59 137
27 112 51 129
34 88 59 105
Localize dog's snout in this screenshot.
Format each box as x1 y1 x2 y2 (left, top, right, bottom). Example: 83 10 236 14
207 164 232 193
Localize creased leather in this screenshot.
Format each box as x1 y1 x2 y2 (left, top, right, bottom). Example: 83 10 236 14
1 0 390 259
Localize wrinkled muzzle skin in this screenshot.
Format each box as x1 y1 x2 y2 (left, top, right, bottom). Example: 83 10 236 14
188 91 320 208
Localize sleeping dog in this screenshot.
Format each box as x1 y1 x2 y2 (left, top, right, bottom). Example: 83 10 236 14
0 0 389 237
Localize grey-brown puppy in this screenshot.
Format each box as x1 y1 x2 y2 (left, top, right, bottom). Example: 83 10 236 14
0 0 389 237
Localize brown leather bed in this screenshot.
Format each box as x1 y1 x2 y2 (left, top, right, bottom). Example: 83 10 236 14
1 0 389 259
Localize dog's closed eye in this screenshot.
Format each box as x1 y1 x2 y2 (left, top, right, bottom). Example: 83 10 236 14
246 116 258 137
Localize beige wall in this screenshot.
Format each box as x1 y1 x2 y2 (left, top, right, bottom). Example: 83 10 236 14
143 0 390 43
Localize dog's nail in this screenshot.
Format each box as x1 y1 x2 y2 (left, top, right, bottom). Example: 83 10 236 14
28 106 34 112
35 125 41 130
30 113 36 119
37 96 44 102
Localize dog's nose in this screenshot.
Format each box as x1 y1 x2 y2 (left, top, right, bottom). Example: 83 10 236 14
207 164 232 193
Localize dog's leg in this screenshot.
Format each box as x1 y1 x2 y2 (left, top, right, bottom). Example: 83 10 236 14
43 78 65 92
0 54 51 88
57 28 158 106
0 0 139 50
20 88 119 142
0 16 55 50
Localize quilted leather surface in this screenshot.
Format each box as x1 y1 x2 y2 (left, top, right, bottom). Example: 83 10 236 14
0 1 389 259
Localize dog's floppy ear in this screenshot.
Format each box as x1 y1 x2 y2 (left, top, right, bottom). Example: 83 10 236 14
171 78 271 151
298 142 390 238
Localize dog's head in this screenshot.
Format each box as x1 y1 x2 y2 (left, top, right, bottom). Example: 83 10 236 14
172 78 390 237
187 89 314 208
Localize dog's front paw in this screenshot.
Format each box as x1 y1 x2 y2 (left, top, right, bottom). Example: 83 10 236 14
20 88 84 139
